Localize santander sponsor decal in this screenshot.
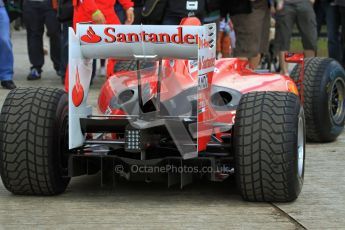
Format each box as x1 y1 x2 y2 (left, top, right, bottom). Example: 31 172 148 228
81 27 102 43
80 26 199 45
72 68 84 107
198 56 216 70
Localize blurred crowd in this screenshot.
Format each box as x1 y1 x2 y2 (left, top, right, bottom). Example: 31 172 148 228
0 0 345 89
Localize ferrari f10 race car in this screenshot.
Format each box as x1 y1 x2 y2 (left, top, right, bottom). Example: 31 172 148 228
1 18 345 202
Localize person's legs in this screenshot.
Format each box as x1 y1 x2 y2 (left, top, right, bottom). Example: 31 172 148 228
304 50 315 58
133 6 143 24
217 19 225 57
339 6 345 67
114 3 126 24
162 15 183 25
44 2 61 73
100 59 106 67
0 8 13 81
275 4 296 75
23 1 45 73
0 7 15 87
255 6 270 69
222 32 231 58
249 54 261 69
92 59 96 82
296 1 317 58
60 21 72 83
232 2 268 69
101 11 121 78
99 59 106 77
314 0 326 35
326 4 342 62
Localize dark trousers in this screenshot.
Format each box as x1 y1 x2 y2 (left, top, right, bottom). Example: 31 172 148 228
162 15 184 25
162 15 204 25
114 3 126 24
60 21 72 78
23 0 61 72
339 6 345 67
0 7 14 81
315 2 342 63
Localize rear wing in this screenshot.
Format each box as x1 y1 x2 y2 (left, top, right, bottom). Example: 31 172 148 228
76 24 204 60
68 23 216 150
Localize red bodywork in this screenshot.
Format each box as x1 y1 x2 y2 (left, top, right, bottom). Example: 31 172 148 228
98 58 298 152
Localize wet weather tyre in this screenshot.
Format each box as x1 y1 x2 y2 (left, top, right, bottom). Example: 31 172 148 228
114 60 155 72
234 92 305 202
290 58 345 142
0 88 70 195
114 60 138 72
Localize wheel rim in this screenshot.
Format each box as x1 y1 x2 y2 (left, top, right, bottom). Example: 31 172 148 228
329 77 345 125
297 116 305 178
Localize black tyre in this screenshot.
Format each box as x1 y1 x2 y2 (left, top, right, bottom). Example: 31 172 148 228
234 92 305 202
0 88 70 195
291 58 345 142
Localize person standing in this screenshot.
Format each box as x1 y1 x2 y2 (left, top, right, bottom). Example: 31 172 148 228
23 0 61 80
335 0 345 67
0 0 17 89
57 0 73 84
114 2 126 24
230 0 271 69
133 0 144 24
314 0 342 63
274 0 318 75
73 0 134 27
63 0 134 86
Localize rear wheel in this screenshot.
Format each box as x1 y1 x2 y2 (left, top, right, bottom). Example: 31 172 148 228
0 88 70 195
233 92 305 202
114 60 156 73
290 57 345 142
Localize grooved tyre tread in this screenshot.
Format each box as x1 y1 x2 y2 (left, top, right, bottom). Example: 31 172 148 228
0 88 70 195
291 58 345 142
114 60 156 73
234 92 305 202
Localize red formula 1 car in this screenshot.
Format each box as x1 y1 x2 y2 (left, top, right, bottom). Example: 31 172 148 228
1 18 345 202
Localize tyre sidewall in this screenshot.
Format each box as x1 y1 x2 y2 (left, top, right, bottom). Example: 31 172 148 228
316 60 345 141
292 107 305 197
0 90 17 191
48 92 70 193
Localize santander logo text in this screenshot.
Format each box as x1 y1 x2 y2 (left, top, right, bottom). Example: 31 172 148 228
80 26 200 45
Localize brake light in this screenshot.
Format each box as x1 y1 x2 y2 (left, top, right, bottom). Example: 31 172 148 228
287 81 299 96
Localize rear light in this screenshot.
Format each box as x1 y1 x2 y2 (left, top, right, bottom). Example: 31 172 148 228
287 80 299 96
125 129 141 152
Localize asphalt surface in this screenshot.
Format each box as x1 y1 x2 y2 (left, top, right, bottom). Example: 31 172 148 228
0 30 345 230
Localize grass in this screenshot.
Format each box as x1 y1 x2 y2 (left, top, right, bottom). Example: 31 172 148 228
290 38 328 57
